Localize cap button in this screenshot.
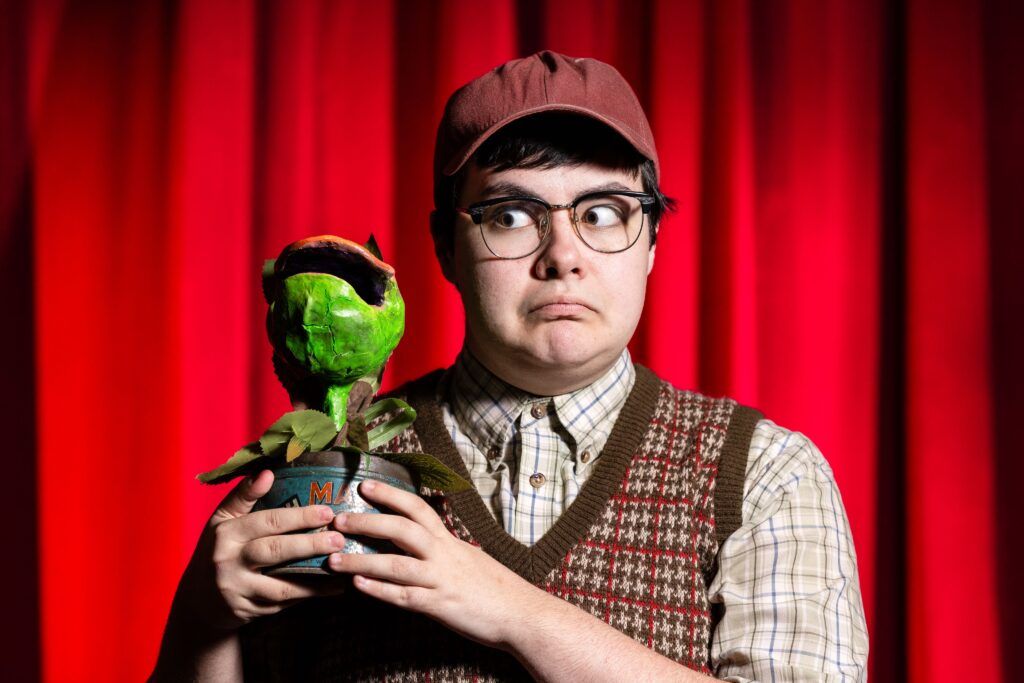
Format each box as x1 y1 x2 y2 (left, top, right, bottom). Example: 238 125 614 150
487 446 501 461
530 403 547 419
529 472 547 488
580 449 592 464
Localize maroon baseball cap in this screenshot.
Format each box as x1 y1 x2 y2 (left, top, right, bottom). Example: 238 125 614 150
433 50 659 208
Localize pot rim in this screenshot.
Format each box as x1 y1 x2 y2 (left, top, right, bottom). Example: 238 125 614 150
269 450 415 487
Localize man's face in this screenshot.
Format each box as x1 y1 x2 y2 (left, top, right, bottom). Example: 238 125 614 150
441 160 656 395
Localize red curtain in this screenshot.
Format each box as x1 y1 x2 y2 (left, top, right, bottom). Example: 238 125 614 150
2 1 1021 680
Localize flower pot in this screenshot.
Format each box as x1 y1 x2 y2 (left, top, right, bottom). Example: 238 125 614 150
252 450 416 575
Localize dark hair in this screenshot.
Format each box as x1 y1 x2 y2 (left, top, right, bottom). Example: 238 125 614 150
434 113 674 250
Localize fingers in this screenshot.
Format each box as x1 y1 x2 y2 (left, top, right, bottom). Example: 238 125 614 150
214 470 275 520
332 509 435 557
328 550 433 589
241 530 347 569
356 480 448 535
246 574 348 609
230 504 337 544
349 575 428 611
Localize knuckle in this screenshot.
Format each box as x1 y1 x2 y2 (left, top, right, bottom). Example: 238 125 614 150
276 583 296 602
212 521 234 545
210 536 238 566
264 510 284 533
211 545 235 567
213 567 234 597
397 586 416 608
389 555 410 576
265 536 284 561
319 533 342 553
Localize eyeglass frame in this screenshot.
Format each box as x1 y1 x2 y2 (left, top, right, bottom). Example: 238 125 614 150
454 190 656 260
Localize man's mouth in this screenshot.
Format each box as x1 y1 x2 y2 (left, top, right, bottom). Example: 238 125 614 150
529 299 594 316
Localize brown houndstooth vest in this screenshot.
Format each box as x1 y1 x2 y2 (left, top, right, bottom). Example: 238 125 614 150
241 365 760 681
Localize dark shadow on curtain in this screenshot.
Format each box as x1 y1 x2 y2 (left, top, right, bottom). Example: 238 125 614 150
873 1 908 681
0 0 40 679
985 1 1024 678
516 0 545 57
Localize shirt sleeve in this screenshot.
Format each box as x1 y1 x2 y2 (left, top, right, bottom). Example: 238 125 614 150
707 420 869 682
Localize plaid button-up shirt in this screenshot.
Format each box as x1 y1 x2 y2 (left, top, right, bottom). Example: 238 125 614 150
440 349 869 682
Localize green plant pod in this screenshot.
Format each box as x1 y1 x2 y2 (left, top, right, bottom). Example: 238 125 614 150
268 272 404 386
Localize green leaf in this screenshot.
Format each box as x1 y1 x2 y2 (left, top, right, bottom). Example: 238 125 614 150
365 233 383 260
289 409 341 451
374 452 473 493
364 398 417 450
197 442 265 484
259 430 291 457
363 397 411 423
259 409 338 457
259 413 297 456
286 435 308 462
346 414 369 451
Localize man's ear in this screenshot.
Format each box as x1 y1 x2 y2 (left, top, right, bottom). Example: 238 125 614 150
430 209 459 288
647 242 657 276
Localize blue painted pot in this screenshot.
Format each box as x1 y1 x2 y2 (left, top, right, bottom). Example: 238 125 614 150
252 450 416 575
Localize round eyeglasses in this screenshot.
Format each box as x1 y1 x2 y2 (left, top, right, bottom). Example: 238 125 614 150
456 191 655 259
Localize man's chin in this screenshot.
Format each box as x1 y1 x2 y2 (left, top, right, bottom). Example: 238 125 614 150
467 325 624 392
507 342 620 391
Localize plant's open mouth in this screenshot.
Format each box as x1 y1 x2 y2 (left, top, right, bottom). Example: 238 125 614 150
276 237 393 307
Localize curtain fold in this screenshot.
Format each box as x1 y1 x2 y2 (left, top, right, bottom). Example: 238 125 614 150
905 1 1000 679
4 1 1020 680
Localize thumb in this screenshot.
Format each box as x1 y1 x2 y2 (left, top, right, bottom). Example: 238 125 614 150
216 469 275 520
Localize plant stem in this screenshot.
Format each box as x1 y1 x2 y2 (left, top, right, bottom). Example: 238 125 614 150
324 383 353 431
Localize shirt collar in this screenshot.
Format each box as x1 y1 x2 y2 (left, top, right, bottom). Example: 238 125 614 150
445 347 636 455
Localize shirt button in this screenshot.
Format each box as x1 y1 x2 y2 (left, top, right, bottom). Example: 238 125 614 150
530 403 547 419
580 449 592 464
529 472 547 488
487 446 501 461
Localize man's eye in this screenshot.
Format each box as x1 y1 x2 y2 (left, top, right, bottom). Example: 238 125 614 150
489 208 534 229
579 205 623 228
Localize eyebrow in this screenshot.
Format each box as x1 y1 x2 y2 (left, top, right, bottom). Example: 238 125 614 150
477 180 637 201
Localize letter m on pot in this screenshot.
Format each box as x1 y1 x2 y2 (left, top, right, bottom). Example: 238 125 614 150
309 480 333 505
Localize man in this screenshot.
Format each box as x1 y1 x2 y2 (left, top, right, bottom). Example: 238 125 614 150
153 51 868 681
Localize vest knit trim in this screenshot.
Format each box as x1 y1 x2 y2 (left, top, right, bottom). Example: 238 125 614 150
713 403 761 545
405 364 663 584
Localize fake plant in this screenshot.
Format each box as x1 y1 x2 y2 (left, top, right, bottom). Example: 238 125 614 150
198 234 470 493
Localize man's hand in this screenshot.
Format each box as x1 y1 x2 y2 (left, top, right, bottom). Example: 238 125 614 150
176 469 349 632
327 480 717 682
326 479 543 649
151 470 348 681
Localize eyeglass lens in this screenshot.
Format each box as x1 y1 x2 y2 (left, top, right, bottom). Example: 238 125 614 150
478 194 645 258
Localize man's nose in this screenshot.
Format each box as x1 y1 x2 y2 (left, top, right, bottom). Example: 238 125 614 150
534 207 583 279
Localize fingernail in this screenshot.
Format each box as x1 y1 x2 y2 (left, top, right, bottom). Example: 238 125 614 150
319 506 334 521
329 552 344 567
334 513 348 527
361 480 376 493
329 533 345 549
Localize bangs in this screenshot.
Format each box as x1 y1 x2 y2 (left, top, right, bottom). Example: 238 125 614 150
473 113 644 178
